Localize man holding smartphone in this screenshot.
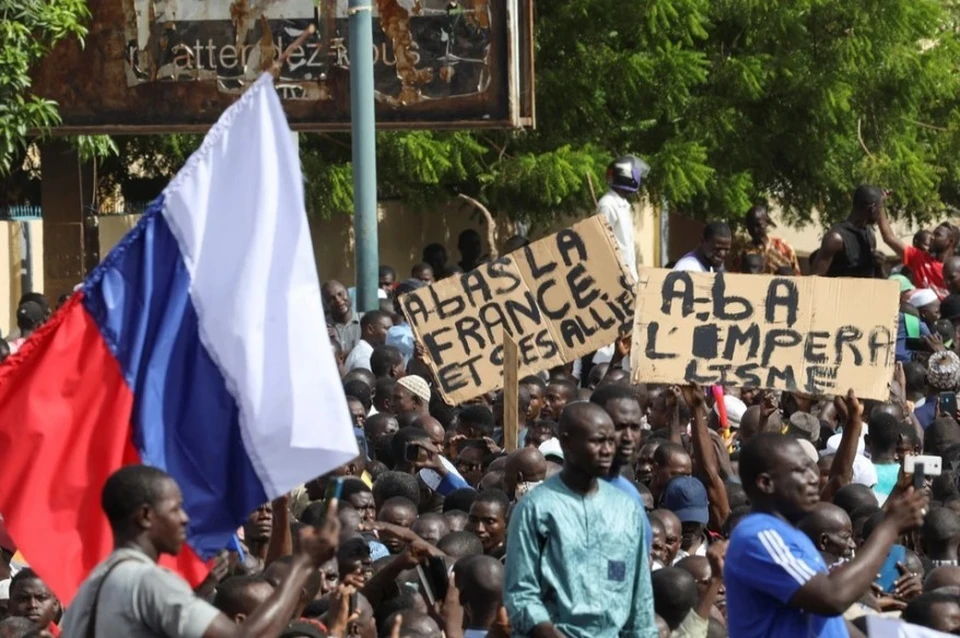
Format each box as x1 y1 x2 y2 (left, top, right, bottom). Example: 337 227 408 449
725 433 927 637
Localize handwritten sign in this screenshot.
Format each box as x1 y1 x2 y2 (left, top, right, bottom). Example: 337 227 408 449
630 268 899 400
402 216 635 404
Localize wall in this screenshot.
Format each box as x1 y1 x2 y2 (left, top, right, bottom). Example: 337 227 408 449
0 221 44 337
97 197 663 287
667 208 937 269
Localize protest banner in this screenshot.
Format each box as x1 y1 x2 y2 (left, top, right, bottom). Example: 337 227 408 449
402 216 635 404
630 268 899 400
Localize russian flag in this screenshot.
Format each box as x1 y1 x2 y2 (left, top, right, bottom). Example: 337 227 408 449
0 73 358 604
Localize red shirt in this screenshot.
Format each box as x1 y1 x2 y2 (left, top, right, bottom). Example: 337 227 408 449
904 245 947 299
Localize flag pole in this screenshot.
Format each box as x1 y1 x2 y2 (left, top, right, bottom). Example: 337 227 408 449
349 0 380 312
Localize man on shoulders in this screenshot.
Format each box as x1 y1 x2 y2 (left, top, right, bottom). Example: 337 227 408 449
811 185 882 278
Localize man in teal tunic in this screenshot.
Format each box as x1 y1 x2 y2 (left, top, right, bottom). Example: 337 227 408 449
504 402 658 638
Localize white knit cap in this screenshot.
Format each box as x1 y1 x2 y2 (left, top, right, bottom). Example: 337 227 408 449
397 375 431 403
908 288 939 308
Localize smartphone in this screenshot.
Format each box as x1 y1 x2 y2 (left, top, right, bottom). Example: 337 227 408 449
427 556 449 601
405 443 422 462
416 557 449 605
349 591 359 616
876 544 907 592
904 454 942 478
416 564 436 606
324 477 344 503
941 392 958 416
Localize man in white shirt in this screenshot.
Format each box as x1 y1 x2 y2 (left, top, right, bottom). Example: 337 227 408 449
673 222 733 273
344 310 394 373
597 155 650 281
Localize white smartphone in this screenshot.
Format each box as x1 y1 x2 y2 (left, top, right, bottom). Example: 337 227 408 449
903 454 943 477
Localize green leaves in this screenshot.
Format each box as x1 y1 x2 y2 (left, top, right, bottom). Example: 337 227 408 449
21 0 960 228
0 0 95 176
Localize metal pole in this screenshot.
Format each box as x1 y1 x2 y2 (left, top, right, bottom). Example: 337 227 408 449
349 0 379 312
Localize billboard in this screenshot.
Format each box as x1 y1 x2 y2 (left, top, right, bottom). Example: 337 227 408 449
29 0 533 132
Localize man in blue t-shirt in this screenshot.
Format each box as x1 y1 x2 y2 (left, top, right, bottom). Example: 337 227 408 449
726 432 927 638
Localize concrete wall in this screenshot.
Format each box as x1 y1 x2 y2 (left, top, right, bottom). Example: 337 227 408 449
0 221 44 337
96 197 663 287
667 209 940 270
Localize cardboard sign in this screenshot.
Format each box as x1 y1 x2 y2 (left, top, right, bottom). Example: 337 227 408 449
402 216 635 404
630 268 899 400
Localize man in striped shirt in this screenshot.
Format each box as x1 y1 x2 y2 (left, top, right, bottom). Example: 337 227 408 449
725 432 927 637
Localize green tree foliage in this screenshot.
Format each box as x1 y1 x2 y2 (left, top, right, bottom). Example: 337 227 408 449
12 0 960 225
0 0 115 203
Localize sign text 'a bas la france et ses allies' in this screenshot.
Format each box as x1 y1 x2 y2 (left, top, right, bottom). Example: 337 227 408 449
402 216 635 404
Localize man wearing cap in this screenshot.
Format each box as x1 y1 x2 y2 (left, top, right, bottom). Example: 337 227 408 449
915 350 960 429
387 279 426 366
392 375 431 418
8 301 45 353
785 412 821 445
732 203 801 275
878 207 958 299
663 477 711 564
907 288 941 326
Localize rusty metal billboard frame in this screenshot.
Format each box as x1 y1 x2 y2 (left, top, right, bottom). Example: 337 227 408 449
30 0 535 134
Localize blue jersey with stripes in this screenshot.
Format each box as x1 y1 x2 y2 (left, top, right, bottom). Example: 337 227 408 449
725 513 849 638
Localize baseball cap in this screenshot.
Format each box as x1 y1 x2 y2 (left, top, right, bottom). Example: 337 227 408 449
16 301 44 331
662 476 709 525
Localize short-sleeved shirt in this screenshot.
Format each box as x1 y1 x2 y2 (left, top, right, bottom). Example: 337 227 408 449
904 245 947 299
725 513 849 638
673 252 717 273
60 548 220 638
331 313 362 354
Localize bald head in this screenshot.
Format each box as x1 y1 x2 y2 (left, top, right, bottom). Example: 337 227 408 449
739 405 762 440
416 416 445 447
559 401 611 436
454 556 503 626
925 566 960 592
503 447 547 499
559 402 615 477
944 257 960 295
387 610 442 638
798 502 855 559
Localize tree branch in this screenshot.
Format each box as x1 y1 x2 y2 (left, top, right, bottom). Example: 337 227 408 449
458 193 499 259
857 118 874 158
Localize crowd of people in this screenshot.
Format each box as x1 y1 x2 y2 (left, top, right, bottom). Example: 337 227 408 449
2 178 960 637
